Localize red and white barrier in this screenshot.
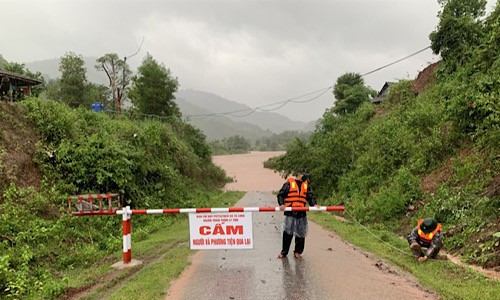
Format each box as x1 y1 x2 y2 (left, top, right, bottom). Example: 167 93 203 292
69 193 121 215
72 204 345 264
122 207 132 264
124 206 345 215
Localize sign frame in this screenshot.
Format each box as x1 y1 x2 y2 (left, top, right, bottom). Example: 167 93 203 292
188 212 254 250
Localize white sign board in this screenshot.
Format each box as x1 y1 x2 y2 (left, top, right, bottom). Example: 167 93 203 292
189 212 253 250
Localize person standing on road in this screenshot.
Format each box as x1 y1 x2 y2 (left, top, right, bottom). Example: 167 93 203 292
277 168 319 259
407 218 444 262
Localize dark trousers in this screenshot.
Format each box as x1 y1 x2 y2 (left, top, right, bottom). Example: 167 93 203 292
281 231 305 256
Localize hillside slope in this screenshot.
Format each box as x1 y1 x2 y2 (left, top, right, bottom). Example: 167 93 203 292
266 57 499 270
0 99 230 298
0 102 41 190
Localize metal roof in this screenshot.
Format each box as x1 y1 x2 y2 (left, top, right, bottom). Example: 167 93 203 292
371 81 396 104
0 69 43 85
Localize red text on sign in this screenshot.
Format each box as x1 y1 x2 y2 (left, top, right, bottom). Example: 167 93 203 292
199 224 244 235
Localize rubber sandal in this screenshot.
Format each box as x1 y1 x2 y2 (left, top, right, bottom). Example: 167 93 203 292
294 253 301 259
277 253 286 259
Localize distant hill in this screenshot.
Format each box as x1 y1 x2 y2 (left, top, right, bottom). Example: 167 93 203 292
176 90 316 134
176 97 274 140
26 56 108 84
23 57 316 139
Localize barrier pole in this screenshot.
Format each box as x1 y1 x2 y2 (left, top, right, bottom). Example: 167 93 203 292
79 205 345 264
129 206 345 215
122 206 132 264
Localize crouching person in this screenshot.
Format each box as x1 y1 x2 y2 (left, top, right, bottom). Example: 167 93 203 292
407 218 443 262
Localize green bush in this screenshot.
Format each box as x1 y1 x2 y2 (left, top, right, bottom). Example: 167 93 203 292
369 167 422 221
0 98 230 298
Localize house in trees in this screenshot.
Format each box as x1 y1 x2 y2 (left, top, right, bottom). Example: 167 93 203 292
371 81 395 104
0 69 42 101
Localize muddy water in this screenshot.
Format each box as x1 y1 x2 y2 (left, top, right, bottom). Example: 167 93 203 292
212 151 286 192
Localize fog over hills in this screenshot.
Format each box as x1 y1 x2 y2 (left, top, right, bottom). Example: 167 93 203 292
176 98 274 140
24 57 316 140
176 89 316 133
26 56 108 84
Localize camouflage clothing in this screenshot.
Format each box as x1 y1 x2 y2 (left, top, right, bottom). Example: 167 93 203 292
407 226 444 258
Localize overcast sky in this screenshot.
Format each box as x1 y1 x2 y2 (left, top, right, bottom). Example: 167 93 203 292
3 0 496 121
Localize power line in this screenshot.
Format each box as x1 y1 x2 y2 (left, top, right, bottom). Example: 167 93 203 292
256 87 332 113
108 46 431 121
186 46 431 119
186 86 332 119
361 46 431 77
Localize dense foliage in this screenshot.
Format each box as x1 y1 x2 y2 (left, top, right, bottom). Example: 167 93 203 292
254 130 311 151
210 135 252 155
429 0 487 73
0 99 228 298
209 130 311 155
43 53 111 109
331 72 377 115
58 52 87 107
129 53 180 117
266 0 499 268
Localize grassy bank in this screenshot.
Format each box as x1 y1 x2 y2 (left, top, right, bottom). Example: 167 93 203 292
309 212 500 300
58 191 244 300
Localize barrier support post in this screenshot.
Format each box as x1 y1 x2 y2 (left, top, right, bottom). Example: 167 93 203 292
122 206 132 264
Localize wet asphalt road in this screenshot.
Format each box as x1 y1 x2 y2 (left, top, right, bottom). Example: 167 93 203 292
166 192 437 300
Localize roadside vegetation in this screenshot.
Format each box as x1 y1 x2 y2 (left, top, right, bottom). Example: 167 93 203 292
209 130 311 155
62 191 244 300
266 0 499 272
309 213 500 300
0 99 240 298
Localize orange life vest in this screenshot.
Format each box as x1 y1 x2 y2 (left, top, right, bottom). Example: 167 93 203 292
285 177 308 207
417 218 442 243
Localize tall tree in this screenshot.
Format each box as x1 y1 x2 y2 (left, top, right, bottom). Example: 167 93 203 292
429 0 487 69
129 53 180 117
59 52 87 107
332 72 376 115
96 53 131 114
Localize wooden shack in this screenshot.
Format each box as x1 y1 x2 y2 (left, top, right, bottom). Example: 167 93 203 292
0 69 43 101
371 81 396 104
